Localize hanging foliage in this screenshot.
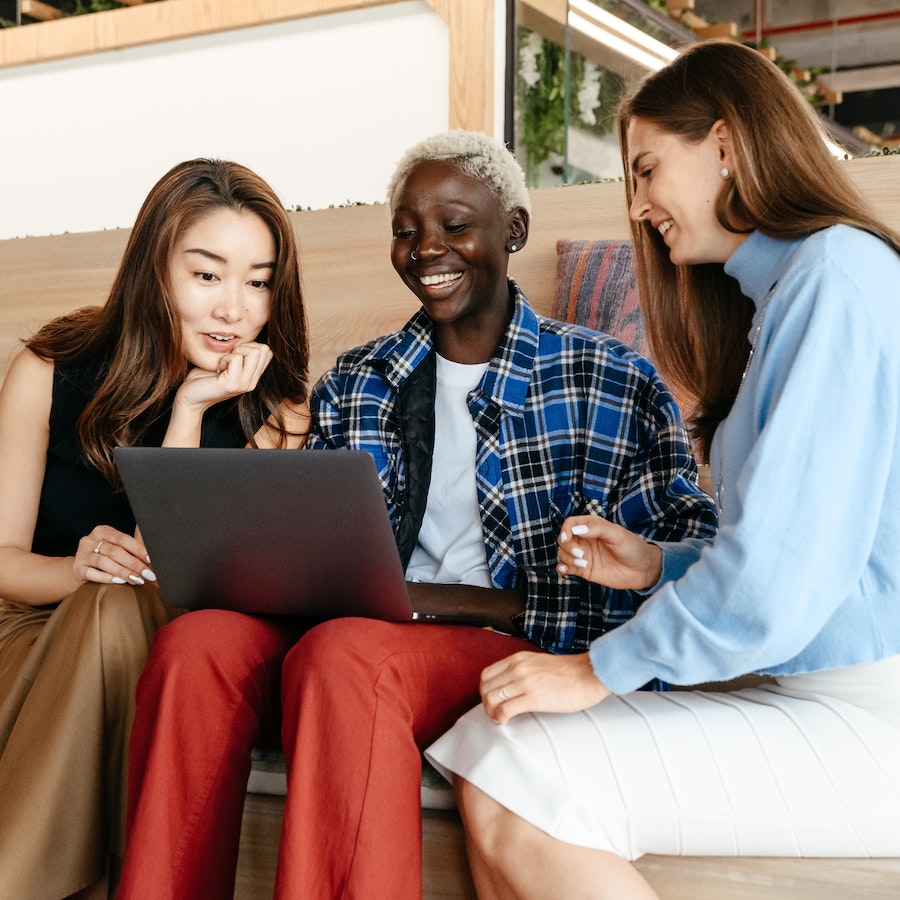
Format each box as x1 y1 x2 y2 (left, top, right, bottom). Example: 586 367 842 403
515 29 624 185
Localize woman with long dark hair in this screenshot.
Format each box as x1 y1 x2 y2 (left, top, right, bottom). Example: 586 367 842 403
428 41 900 899
0 158 308 899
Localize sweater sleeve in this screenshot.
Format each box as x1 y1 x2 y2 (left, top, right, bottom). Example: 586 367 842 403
591 231 900 692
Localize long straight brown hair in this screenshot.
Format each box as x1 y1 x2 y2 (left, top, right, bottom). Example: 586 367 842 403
617 40 900 461
27 159 309 483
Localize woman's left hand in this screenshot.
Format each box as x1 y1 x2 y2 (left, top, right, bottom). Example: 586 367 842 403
480 651 610 726
75 526 155 588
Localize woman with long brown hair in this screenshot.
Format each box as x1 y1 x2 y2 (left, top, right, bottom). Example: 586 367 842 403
427 41 900 899
0 158 308 899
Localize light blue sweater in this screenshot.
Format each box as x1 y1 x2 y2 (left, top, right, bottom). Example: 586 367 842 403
591 226 900 694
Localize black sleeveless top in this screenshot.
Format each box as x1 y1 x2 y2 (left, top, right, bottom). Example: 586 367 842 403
32 356 256 557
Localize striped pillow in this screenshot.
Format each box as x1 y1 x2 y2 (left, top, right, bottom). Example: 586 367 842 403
551 238 647 358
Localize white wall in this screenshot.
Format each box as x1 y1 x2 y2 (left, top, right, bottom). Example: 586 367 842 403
0 2 450 239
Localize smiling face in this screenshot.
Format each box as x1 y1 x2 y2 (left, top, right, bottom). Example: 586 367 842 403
390 159 528 362
627 117 747 266
167 207 275 371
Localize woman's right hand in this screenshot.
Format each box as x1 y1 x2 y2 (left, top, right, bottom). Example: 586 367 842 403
74 527 156 588
164 342 273 448
174 341 274 414
557 515 662 591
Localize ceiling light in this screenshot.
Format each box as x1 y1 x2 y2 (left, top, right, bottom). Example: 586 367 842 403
568 0 679 72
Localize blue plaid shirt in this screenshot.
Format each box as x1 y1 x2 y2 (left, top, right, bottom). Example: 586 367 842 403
309 281 716 654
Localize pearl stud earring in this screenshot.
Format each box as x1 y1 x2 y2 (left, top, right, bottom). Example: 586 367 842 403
720 167 730 179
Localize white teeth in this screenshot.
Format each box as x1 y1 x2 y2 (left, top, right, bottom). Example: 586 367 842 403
209 333 235 342
658 221 672 236
419 272 462 286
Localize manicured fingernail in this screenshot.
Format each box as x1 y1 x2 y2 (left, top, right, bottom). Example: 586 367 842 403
128 574 145 585
112 577 127 585
558 564 568 575
571 524 589 535
142 568 157 582
559 531 568 543
146 555 152 564
572 547 585 559
573 558 588 569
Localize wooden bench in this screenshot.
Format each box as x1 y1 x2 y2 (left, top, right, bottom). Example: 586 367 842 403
2 154 899 898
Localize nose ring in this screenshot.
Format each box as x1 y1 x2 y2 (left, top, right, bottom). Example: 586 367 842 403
411 250 418 261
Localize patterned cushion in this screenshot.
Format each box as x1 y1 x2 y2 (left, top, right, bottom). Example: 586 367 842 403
552 239 713 492
551 238 647 358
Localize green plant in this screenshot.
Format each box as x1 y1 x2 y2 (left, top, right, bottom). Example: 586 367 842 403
515 29 624 185
64 0 159 13
64 0 123 12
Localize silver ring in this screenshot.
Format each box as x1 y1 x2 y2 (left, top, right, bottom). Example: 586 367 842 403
411 250 418 260
93 540 105 555
499 687 509 702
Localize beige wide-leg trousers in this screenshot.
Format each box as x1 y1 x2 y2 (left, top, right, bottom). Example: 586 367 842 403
0 583 174 900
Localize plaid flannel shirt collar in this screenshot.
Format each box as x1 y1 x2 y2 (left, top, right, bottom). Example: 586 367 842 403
476 282 537 417
367 310 433 390
368 279 537 412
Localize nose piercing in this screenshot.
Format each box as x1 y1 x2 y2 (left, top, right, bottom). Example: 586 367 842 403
411 250 418 260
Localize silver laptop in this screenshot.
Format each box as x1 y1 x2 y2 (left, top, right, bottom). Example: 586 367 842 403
114 447 413 622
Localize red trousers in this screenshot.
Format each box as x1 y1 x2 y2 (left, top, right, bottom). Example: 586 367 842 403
118 610 306 899
275 619 533 899
119 613 532 899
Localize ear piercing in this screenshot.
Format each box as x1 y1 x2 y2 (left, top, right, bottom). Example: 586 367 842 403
411 250 418 260
510 244 518 252
720 167 730 179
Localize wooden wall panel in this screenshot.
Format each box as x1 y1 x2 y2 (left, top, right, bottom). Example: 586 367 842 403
3 155 897 386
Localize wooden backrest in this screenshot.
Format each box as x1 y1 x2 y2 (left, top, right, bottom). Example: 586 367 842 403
1 156 897 385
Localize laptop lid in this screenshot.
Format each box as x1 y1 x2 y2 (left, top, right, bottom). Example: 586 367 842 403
114 447 413 622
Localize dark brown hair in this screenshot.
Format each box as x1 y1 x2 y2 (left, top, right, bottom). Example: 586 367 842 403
27 158 309 481
617 40 900 460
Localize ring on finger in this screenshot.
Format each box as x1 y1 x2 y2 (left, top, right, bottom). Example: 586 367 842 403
93 540 105 555
499 687 510 702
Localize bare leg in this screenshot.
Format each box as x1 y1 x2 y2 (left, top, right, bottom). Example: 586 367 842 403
455 779 660 900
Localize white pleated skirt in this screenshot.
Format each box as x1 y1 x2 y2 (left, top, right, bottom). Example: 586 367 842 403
425 656 900 860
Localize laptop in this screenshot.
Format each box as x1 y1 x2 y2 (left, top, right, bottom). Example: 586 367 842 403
114 447 414 622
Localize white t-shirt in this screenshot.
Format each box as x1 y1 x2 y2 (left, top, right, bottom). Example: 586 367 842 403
405 354 492 587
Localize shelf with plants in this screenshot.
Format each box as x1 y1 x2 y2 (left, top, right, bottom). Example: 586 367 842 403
512 0 885 189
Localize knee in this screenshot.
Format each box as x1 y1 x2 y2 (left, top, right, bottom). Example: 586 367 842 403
67 582 156 667
281 618 408 717
283 617 385 682
140 609 265 698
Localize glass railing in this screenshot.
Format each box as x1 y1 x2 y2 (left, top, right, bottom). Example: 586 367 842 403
512 0 696 187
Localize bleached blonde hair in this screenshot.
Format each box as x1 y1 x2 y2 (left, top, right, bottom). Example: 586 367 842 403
387 130 531 213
